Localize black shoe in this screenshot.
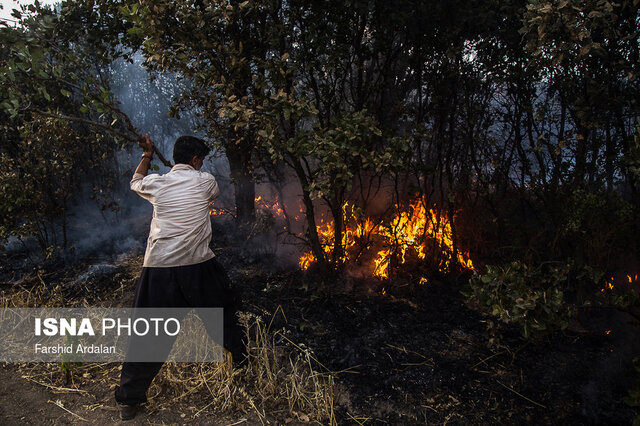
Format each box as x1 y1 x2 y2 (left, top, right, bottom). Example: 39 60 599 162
120 404 140 421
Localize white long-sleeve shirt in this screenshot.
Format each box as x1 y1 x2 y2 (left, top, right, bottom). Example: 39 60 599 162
130 164 220 267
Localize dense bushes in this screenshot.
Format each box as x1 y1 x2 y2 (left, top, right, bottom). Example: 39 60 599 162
462 261 575 341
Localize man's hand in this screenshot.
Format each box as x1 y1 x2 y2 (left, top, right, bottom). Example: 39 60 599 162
138 133 155 157
134 133 155 177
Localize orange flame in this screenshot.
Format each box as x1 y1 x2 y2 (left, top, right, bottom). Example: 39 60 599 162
254 195 285 217
372 200 474 278
296 203 373 269
601 278 615 292
299 199 474 278
210 195 285 217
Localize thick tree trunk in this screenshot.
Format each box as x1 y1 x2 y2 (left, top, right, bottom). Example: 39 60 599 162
226 145 255 226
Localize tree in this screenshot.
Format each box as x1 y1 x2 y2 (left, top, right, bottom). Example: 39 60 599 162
117 0 284 225
522 0 640 192
0 1 160 252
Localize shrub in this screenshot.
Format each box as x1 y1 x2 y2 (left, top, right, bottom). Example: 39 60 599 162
462 261 575 339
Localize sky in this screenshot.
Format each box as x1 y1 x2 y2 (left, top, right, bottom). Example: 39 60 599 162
0 0 58 24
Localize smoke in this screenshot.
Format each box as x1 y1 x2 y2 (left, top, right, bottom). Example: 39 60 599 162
0 54 225 265
44 52 244 266
63 190 150 261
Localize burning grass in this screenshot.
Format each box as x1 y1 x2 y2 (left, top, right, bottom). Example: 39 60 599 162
299 198 475 278
209 192 475 281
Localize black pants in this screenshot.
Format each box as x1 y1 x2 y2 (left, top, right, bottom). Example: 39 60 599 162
114 257 245 406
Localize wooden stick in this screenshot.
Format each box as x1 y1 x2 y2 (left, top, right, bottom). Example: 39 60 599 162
471 350 506 369
23 69 175 168
225 419 248 425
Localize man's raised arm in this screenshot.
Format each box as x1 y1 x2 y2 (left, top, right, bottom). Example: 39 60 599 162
130 133 158 201
133 133 155 178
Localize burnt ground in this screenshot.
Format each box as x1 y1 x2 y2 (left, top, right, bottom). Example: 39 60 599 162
1 244 640 425
229 257 640 425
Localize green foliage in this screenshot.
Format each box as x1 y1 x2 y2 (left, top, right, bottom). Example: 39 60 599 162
60 332 82 384
559 188 636 269
562 189 633 234
0 2 127 126
463 261 575 340
258 107 401 200
0 4 125 252
522 0 639 77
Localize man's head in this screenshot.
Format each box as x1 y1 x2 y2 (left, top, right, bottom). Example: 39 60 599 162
173 136 210 170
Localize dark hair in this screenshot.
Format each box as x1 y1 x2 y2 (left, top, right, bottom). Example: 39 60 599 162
173 136 210 165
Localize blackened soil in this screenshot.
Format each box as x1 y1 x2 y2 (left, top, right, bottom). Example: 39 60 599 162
223 250 640 425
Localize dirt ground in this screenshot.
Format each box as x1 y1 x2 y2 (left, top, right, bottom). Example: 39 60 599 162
1 247 639 424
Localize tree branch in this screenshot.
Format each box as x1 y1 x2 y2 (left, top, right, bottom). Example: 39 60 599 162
28 109 173 167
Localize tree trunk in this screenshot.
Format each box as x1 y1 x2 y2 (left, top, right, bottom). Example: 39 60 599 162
290 157 328 272
225 145 255 226
330 200 344 269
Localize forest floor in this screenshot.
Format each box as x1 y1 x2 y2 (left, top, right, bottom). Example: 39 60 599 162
0 243 639 425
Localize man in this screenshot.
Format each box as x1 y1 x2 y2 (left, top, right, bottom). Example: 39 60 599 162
115 134 246 420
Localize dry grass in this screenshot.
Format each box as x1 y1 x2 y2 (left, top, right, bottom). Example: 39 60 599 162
137 312 335 423
0 272 65 308
4 271 336 423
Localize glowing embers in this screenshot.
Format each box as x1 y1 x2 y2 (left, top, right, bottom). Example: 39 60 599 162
254 195 284 218
601 274 638 292
299 199 475 278
209 195 284 217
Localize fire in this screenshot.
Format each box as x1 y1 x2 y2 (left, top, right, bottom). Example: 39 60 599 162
298 252 315 270
209 193 475 279
601 278 615 292
297 203 376 269
298 198 474 278
209 195 285 217
254 195 285 217
372 200 474 278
